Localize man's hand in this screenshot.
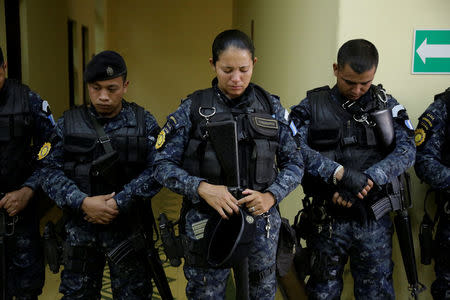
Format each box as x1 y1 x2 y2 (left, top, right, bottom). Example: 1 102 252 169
0 187 34 216
332 191 356 208
237 189 275 216
337 168 373 199
81 192 119 225
197 182 239 219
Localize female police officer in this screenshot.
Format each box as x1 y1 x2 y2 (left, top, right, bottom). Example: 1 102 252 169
153 29 303 299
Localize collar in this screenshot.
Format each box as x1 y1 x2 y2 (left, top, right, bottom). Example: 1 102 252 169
88 100 136 128
331 85 375 115
211 78 254 108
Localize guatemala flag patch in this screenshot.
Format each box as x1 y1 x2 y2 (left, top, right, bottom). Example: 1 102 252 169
290 121 298 136
405 119 414 130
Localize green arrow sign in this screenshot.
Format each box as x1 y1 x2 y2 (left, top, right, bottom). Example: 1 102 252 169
412 29 450 74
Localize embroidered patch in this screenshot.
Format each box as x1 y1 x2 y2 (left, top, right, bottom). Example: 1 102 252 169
169 115 177 125
192 219 208 240
290 120 298 136
405 119 414 130
37 142 51 160
414 128 426 146
155 130 166 150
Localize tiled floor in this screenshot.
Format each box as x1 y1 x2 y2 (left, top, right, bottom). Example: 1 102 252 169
38 188 284 299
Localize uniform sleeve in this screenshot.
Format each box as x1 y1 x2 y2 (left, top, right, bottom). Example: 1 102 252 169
364 96 416 185
40 118 88 210
290 98 341 184
153 99 206 204
265 98 303 203
22 91 56 190
414 99 450 189
114 111 162 212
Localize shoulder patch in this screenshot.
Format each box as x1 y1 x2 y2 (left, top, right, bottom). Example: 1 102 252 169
404 119 414 130
414 128 426 146
37 142 52 160
417 111 437 131
155 130 166 150
290 120 298 136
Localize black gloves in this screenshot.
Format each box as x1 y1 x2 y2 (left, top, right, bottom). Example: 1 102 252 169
336 188 359 205
338 168 368 196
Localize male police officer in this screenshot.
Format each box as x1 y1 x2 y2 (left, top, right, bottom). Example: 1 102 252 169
0 47 55 299
290 39 416 299
40 50 161 299
415 88 450 299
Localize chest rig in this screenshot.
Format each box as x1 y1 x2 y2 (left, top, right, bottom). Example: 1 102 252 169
303 86 391 201
183 84 279 193
0 79 33 192
63 103 148 195
308 86 389 170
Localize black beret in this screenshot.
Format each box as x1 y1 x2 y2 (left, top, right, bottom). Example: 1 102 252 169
206 207 256 268
84 50 127 83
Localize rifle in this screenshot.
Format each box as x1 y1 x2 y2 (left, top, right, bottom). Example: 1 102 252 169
392 173 425 299
207 120 249 300
106 202 174 300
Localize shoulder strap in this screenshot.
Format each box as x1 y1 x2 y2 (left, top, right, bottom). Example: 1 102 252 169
84 107 114 154
252 83 275 114
188 88 216 127
129 102 146 136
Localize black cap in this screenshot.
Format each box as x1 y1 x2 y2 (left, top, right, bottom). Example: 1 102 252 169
84 50 127 83
0 47 4 65
206 207 256 268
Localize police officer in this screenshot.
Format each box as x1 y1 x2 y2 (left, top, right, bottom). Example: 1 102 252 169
40 50 161 299
153 29 303 300
415 88 450 299
0 47 55 299
290 39 415 299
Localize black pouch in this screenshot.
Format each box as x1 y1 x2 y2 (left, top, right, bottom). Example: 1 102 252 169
90 150 120 183
247 113 279 139
254 139 278 184
276 217 298 277
308 125 341 150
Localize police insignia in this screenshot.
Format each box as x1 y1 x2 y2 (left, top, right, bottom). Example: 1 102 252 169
245 215 254 224
106 66 114 76
155 130 166 150
414 128 426 146
37 142 52 160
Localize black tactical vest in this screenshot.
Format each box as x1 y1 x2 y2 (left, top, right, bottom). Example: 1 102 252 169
435 88 450 166
183 84 279 192
0 79 33 192
303 86 386 197
63 102 148 196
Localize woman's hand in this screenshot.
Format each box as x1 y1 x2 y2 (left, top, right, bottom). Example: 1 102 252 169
237 189 275 216
197 182 240 219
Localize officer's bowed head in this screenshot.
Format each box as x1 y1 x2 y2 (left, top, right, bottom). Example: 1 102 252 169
84 50 127 83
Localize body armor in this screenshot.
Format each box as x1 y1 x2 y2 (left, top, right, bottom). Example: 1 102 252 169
63 102 148 196
303 86 391 216
0 79 32 192
183 83 279 193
